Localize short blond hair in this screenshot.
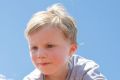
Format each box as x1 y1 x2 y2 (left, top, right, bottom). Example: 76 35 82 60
25 3 77 44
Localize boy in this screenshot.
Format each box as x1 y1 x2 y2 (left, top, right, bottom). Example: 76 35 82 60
24 3 106 80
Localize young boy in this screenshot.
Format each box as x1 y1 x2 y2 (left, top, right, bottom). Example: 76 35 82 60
24 3 106 80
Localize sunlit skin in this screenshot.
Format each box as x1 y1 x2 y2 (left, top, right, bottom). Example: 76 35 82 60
27 25 77 80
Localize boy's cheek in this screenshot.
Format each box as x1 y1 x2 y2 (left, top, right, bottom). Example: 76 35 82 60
31 56 37 64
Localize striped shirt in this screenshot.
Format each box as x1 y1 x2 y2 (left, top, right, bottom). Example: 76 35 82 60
23 55 106 80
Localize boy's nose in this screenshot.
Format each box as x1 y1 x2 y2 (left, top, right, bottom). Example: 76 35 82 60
36 49 47 58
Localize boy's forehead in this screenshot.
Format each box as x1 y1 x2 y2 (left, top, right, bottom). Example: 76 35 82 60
29 25 64 37
27 26 67 43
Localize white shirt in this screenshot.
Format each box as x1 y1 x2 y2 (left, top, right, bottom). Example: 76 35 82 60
23 55 106 80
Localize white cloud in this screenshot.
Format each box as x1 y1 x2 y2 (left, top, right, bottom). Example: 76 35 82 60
0 74 13 80
0 74 6 80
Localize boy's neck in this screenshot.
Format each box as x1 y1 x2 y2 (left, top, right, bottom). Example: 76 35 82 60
45 63 69 80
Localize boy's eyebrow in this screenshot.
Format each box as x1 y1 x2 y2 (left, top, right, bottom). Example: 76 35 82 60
47 42 53 44
46 42 58 45
29 43 36 48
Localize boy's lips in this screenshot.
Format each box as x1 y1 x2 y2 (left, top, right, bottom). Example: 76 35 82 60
37 62 51 66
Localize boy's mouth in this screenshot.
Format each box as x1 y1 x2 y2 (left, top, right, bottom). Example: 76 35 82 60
37 62 51 66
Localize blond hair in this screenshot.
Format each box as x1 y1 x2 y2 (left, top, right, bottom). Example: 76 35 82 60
25 3 77 44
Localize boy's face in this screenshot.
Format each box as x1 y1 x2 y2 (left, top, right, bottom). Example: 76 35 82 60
27 26 77 75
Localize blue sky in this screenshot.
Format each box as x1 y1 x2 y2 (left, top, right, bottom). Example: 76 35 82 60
0 0 120 80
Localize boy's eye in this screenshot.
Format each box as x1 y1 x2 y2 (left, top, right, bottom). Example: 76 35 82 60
46 44 54 48
31 46 38 51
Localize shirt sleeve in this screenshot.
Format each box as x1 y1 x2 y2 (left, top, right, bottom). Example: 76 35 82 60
82 61 106 80
23 69 43 80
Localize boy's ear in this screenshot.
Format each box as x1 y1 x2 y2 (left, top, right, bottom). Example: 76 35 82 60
69 43 77 56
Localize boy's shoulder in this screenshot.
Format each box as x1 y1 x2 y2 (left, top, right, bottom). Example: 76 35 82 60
70 54 98 66
70 54 98 67
23 69 43 80
69 54 105 80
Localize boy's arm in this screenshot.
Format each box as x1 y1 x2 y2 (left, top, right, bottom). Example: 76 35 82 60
23 69 42 80
82 61 106 80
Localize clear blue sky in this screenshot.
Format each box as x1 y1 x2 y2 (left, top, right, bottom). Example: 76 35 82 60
0 0 120 80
